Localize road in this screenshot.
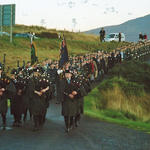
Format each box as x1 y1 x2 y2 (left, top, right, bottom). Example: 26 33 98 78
0 100 150 150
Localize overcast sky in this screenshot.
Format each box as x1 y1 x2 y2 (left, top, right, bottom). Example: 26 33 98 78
0 0 150 31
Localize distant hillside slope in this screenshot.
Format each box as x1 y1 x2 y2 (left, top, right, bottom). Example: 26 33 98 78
0 25 129 68
85 14 150 42
2 24 98 42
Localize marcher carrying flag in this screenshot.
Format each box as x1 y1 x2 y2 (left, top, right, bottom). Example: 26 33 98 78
30 34 38 65
58 34 69 68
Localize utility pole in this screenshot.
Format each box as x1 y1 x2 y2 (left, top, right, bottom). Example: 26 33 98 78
10 4 13 43
0 5 3 37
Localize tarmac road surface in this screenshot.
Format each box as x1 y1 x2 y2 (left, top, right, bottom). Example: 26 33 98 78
0 100 150 150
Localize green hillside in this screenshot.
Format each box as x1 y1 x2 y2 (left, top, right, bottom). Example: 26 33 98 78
84 61 150 132
0 25 129 68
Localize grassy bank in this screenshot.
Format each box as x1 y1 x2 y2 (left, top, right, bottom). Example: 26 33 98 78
84 61 150 133
0 25 129 68
84 86 150 133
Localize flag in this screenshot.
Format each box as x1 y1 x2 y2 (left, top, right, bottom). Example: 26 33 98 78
58 37 69 68
31 41 38 65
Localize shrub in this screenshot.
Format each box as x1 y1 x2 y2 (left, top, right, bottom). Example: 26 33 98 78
98 77 145 97
109 61 150 91
36 32 58 39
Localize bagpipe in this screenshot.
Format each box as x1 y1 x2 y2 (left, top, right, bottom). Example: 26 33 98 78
0 75 10 96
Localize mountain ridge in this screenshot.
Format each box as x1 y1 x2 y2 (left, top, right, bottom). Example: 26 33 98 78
85 14 150 42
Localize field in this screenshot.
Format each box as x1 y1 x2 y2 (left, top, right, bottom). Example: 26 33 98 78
0 24 129 68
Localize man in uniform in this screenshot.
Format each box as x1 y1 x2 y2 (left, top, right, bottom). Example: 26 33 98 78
74 75 86 127
10 69 26 127
28 68 50 131
62 70 80 132
0 64 16 129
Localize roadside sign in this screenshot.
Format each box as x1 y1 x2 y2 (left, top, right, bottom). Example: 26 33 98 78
0 4 16 42
0 4 15 26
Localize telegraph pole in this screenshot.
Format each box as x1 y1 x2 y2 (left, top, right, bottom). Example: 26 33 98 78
10 4 13 43
0 5 3 37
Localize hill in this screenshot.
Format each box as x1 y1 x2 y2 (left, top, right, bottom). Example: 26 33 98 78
85 14 150 42
0 25 129 68
84 60 150 132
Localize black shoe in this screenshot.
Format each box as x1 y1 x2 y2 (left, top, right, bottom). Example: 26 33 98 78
39 123 44 129
18 121 22 127
75 121 80 127
15 122 20 127
12 122 17 127
56 102 60 104
65 128 70 133
70 125 74 130
33 127 39 132
23 118 26 123
2 123 6 130
75 124 78 127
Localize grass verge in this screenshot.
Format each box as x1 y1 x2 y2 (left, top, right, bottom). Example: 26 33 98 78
85 108 150 134
84 67 150 134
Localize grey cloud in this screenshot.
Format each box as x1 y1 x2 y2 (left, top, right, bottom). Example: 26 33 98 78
112 7 115 10
57 0 76 8
81 0 89 4
92 3 98 7
57 0 98 8
104 6 118 14
68 1 76 8
57 2 66 7
128 12 133 15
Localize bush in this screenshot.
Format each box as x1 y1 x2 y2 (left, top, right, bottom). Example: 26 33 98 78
109 61 150 91
98 77 145 97
36 32 58 39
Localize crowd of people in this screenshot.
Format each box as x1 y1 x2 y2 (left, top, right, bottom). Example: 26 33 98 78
139 33 148 41
100 28 149 43
0 41 150 133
